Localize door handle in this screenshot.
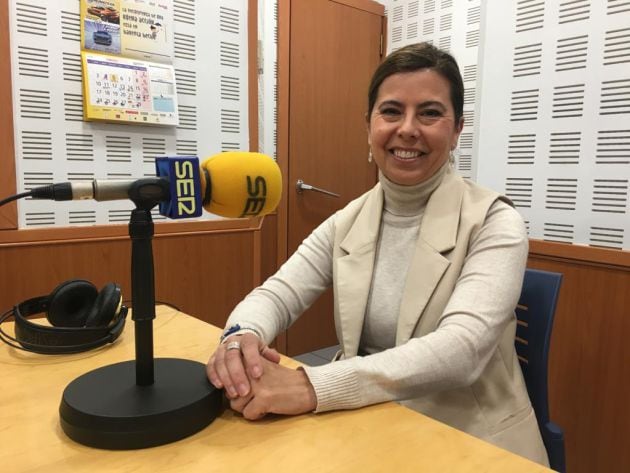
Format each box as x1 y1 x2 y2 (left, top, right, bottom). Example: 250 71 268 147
295 179 340 198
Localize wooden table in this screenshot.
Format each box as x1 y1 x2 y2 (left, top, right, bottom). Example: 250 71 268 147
1 306 551 472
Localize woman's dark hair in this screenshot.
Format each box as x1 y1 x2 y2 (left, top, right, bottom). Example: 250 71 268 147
367 42 464 124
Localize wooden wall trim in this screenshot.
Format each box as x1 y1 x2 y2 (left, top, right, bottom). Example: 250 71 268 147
253 227 262 287
0 0 17 230
277 0 290 267
527 256 630 473
529 239 630 271
275 0 291 354
0 217 263 247
0 230 260 328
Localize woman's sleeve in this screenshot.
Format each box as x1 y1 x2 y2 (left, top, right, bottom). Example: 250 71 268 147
302 200 529 412
222 214 337 345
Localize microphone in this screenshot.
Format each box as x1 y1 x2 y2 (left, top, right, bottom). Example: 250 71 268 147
198 151 282 218
28 152 282 219
16 152 282 449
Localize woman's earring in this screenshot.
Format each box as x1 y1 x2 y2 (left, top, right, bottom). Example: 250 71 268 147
449 148 460 165
368 149 373 163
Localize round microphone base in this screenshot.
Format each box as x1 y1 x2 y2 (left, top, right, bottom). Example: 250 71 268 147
59 358 222 450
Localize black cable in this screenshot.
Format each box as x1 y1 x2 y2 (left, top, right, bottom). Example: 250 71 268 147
0 191 32 207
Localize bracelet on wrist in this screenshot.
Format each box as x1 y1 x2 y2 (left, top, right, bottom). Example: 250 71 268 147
219 324 262 342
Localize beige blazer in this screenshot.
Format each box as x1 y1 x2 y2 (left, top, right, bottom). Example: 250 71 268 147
330 169 549 465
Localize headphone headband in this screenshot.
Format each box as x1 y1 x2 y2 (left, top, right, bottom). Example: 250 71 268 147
10 295 127 355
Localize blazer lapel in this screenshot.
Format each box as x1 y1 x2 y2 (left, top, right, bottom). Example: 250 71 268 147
335 186 383 357
396 169 465 343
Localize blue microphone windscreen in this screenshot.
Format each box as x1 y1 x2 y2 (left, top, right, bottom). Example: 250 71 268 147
155 156 203 219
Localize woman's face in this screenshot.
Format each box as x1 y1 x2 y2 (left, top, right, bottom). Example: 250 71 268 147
367 69 463 186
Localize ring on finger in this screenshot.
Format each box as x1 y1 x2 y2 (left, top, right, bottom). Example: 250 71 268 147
226 340 241 351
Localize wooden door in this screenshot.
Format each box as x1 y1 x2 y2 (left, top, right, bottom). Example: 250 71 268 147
282 0 384 355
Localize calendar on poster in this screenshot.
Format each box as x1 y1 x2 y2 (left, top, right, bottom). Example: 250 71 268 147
81 52 179 125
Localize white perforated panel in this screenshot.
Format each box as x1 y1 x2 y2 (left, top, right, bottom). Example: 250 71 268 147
10 0 250 228
381 0 629 249
476 0 630 249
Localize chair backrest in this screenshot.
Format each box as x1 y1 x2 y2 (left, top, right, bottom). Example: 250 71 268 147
515 268 566 473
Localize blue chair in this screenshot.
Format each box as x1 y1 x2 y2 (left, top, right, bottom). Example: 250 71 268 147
515 269 566 472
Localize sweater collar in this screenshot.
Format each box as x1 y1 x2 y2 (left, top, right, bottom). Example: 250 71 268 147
379 161 449 217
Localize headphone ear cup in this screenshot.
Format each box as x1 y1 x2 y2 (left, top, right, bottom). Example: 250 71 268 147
84 283 121 327
47 280 98 327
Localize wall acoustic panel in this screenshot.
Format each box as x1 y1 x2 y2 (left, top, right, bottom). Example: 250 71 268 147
383 0 482 179
476 0 630 250
10 0 250 228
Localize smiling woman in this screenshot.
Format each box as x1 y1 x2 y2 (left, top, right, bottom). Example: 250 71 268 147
367 69 463 186
207 42 549 468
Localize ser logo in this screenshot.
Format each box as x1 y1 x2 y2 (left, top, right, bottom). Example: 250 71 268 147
240 176 267 217
174 160 198 216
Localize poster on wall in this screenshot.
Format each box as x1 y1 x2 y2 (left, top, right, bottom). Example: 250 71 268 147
82 0 122 55
81 52 179 125
81 0 173 63
79 0 176 125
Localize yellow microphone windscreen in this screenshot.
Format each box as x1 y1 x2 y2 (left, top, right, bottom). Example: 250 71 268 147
200 152 282 218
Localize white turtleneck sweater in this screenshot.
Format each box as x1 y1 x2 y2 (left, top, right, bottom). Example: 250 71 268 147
360 164 446 355
223 163 527 413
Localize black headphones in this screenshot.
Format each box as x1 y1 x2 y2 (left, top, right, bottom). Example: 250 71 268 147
0 280 128 354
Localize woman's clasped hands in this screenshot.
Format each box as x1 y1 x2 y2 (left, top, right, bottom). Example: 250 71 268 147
206 333 317 420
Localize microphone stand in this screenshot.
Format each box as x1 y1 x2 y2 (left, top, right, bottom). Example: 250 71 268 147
59 179 222 449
